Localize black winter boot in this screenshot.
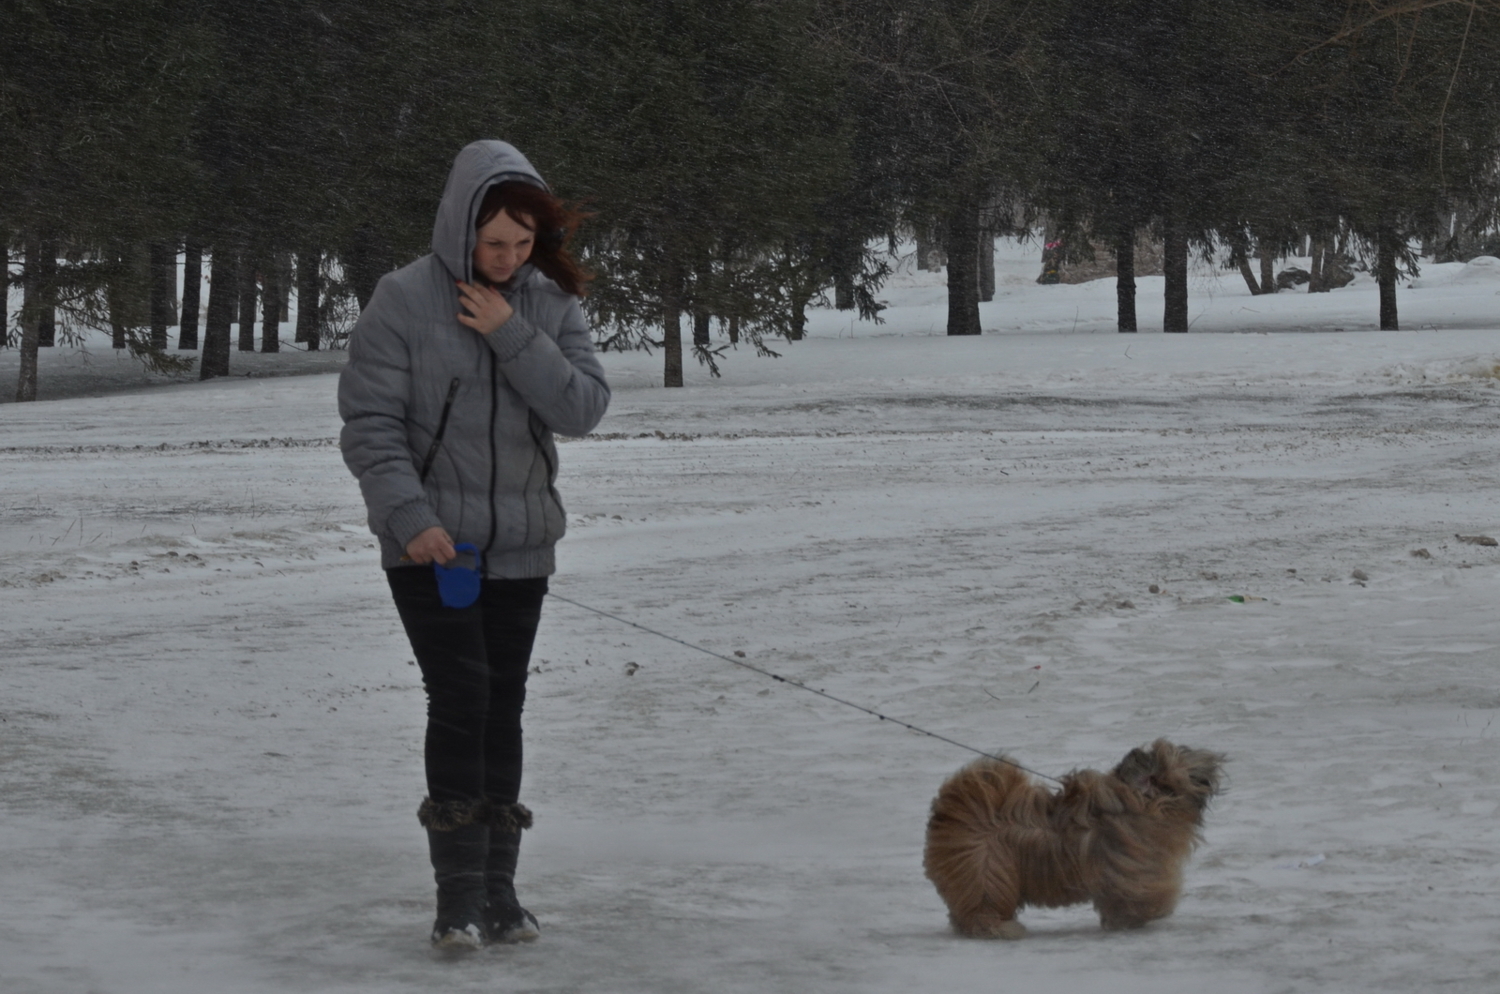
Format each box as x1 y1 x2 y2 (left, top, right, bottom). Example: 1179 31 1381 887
482 801 539 943
418 797 490 950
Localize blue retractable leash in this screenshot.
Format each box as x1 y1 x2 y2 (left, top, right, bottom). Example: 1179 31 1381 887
434 543 483 608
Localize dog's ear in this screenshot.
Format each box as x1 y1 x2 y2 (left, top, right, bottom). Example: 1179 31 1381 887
1112 747 1163 797
1137 741 1225 809
1177 747 1225 802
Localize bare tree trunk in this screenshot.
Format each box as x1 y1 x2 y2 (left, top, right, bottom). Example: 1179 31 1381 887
15 235 42 401
109 282 129 349
727 313 740 345
179 239 202 348
692 261 710 348
1377 224 1399 331
343 227 388 310
260 261 281 353
200 247 234 379
149 241 175 351
790 296 811 340
165 250 179 324
945 196 981 336
1436 202 1477 262
106 245 146 350
1233 240 1262 295
1115 223 1137 332
663 305 683 386
1163 213 1189 332
1308 235 1325 293
831 233 860 311
296 249 320 349
278 254 292 321
978 225 995 302
915 226 937 271
19 235 38 334
1258 242 1276 295
37 240 56 347
834 270 855 309
237 253 258 351
662 260 683 388
15 314 40 401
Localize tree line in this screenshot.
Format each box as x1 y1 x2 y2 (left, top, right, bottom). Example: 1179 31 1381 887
4 0 1499 401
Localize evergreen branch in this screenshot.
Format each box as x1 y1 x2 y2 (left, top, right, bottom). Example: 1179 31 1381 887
691 343 727 378
1297 0 1496 59
1437 0 1480 184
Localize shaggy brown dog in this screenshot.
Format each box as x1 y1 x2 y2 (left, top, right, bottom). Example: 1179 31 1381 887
923 739 1223 938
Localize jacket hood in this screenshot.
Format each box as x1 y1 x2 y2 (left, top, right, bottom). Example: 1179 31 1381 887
431 140 549 284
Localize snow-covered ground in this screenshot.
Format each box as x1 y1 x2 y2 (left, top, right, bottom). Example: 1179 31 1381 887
3 241 1500 993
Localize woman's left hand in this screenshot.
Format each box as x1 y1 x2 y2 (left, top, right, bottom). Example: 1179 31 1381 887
456 280 514 336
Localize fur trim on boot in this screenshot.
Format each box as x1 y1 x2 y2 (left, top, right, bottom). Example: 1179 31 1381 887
418 796 484 831
484 801 534 834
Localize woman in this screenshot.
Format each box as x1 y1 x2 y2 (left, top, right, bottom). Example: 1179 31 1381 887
338 140 610 949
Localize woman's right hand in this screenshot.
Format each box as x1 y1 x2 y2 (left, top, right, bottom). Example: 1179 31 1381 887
405 526 457 565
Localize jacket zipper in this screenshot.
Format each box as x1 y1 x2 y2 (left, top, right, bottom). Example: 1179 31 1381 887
418 378 462 484
528 413 562 535
484 350 499 558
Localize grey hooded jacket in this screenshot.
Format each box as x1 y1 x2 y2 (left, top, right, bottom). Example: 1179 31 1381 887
338 140 610 577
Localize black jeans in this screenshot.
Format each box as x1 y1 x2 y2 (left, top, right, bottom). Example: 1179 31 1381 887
386 567 548 807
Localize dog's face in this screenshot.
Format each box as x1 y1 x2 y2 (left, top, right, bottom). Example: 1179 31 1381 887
1111 739 1224 812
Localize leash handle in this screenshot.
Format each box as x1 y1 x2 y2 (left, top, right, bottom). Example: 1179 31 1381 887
434 542 483 608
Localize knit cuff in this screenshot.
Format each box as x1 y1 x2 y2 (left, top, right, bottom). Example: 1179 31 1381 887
385 499 442 551
484 313 541 364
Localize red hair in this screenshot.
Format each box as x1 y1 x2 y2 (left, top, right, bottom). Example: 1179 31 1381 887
475 181 592 296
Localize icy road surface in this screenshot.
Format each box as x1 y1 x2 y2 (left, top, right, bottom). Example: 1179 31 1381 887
3 247 1499 992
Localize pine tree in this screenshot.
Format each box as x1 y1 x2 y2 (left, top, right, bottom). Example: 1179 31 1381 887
1 0 207 398
504 0 852 386
1208 2 1500 331
825 0 1054 336
1296 2 1500 330
1039 0 1259 333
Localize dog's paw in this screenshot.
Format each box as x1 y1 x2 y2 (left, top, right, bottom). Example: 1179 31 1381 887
969 919 1027 940
994 920 1028 940
1099 915 1150 931
953 915 1028 940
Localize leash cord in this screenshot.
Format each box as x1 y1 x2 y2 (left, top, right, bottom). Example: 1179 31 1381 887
549 593 1064 784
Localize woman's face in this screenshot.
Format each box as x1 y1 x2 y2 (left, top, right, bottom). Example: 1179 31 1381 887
472 209 535 285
